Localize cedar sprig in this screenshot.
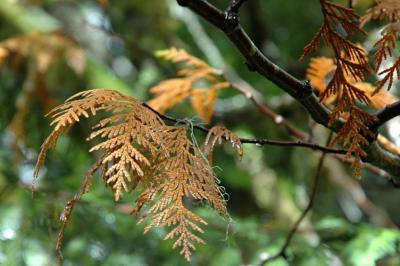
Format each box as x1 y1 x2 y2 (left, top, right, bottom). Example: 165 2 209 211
35 89 227 261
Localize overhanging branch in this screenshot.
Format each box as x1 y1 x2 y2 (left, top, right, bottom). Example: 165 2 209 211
176 0 400 183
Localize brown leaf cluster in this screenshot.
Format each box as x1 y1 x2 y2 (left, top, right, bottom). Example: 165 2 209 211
203 125 243 163
0 30 85 75
34 89 227 261
0 31 86 158
307 57 398 109
362 0 400 91
302 0 378 176
148 48 230 123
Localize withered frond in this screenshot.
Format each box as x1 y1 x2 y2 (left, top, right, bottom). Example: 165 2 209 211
0 30 85 74
35 89 227 261
331 107 377 176
302 1 371 127
203 125 243 163
156 47 215 72
361 1 400 91
306 57 398 109
377 56 400 91
134 127 227 260
361 0 400 24
148 48 230 123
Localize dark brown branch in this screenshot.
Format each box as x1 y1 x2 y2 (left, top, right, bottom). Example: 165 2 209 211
373 100 400 128
241 138 346 154
227 0 249 13
259 134 330 266
175 0 400 182
227 61 393 182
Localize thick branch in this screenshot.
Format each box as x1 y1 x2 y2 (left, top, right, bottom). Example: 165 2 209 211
176 0 400 183
374 100 400 128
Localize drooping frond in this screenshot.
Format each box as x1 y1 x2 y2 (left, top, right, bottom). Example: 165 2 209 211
302 0 371 122
35 89 227 261
133 126 227 260
361 0 400 24
203 125 243 163
377 56 400 91
0 30 85 74
306 57 398 109
148 48 230 123
331 107 377 176
361 0 400 91
301 1 378 176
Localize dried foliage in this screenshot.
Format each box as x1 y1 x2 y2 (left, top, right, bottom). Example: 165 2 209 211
301 0 379 176
203 125 243 163
0 31 86 153
0 30 85 74
148 48 230 123
361 0 400 91
34 89 227 261
307 57 398 109
307 56 400 158
331 107 377 176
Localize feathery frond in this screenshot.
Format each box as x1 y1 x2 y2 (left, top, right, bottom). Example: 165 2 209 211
148 48 230 123
35 89 227 261
204 125 243 163
362 0 400 91
331 107 377 177
301 1 378 175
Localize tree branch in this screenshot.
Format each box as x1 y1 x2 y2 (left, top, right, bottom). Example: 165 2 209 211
373 100 400 128
175 0 400 183
141 103 345 155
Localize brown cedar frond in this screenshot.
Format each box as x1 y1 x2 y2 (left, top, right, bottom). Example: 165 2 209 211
362 1 400 91
307 58 399 156
361 0 400 25
203 125 243 163
148 48 230 123
302 0 375 176
0 30 85 74
134 127 227 260
156 47 213 71
307 57 398 109
377 56 400 91
35 89 227 261
331 107 377 176
302 1 371 122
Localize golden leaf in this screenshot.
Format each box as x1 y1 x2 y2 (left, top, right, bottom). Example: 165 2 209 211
35 89 227 261
148 48 230 123
204 125 243 163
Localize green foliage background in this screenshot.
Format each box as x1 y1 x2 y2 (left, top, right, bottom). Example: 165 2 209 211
0 0 399 265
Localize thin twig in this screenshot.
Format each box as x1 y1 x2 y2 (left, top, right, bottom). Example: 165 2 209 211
56 158 103 264
258 133 331 265
227 78 392 180
141 103 345 155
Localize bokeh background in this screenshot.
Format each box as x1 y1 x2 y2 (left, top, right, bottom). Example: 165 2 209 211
0 0 399 265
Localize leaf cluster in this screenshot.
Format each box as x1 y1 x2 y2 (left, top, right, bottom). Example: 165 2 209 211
34 89 230 261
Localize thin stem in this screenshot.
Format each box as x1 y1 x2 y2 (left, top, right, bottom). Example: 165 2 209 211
141 103 345 155
259 133 331 265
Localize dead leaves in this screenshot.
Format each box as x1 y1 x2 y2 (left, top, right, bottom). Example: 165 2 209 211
35 89 227 261
301 0 398 176
306 57 398 109
148 48 230 123
0 30 85 75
